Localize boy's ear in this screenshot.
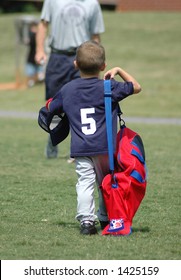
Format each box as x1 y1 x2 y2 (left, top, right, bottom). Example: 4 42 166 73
100 63 107 71
74 60 78 69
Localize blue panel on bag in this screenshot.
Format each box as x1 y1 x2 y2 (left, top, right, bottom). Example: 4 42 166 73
131 149 145 163
130 170 145 183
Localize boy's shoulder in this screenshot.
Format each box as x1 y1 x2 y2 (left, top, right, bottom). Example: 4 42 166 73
65 77 81 86
64 77 102 88
61 77 81 91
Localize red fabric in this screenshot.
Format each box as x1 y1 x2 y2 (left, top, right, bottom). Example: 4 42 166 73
45 98 53 110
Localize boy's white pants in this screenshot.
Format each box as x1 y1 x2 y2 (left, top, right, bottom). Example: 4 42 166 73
75 155 109 223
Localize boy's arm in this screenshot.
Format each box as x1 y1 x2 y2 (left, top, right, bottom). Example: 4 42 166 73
35 20 48 65
45 92 64 116
104 67 141 94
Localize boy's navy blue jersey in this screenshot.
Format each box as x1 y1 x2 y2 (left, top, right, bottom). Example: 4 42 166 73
49 77 133 157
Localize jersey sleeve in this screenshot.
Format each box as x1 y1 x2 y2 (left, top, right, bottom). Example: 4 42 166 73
111 80 134 101
49 91 64 116
89 2 105 34
40 0 51 22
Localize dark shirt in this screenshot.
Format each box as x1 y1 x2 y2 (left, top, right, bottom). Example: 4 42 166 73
49 78 133 157
27 31 36 65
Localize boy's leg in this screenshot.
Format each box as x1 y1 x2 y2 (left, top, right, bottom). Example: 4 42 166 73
91 154 109 228
25 63 36 87
75 157 97 222
75 157 98 234
37 65 45 82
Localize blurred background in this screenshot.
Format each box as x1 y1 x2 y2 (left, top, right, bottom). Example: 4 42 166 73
0 0 181 261
0 0 180 117
0 0 181 14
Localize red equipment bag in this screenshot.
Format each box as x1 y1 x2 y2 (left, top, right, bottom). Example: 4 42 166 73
100 124 147 236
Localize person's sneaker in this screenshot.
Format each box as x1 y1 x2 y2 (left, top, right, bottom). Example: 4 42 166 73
99 220 109 230
67 157 75 164
45 137 58 159
80 221 98 235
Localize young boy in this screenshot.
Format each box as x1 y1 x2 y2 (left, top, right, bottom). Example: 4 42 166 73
25 22 45 87
46 41 141 235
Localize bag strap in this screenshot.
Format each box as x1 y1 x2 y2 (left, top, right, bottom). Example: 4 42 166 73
104 80 114 174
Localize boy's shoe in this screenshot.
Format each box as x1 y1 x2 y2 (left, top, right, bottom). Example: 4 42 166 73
80 221 98 235
99 220 109 230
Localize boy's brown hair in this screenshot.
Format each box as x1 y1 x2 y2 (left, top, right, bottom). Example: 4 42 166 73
76 41 105 75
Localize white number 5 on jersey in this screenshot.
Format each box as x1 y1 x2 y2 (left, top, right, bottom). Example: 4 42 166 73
80 108 96 135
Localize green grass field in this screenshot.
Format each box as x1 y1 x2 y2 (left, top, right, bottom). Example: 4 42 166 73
0 11 181 260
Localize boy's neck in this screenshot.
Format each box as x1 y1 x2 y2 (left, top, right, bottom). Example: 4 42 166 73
80 72 100 79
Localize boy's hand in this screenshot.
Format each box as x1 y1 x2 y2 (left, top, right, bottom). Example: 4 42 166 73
104 67 119 80
104 67 141 94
